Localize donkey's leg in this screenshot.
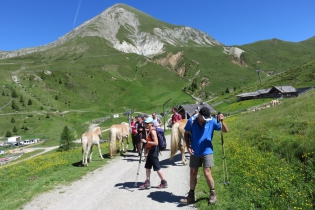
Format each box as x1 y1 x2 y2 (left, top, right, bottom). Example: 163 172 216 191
119 139 124 156
125 136 129 152
97 144 104 159
82 147 86 166
181 140 187 165
88 145 93 163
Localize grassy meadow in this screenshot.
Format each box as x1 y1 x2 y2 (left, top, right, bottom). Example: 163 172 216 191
195 90 315 209
0 91 314 209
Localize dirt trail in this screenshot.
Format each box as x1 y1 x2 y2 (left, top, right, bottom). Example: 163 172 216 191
22 135 196 210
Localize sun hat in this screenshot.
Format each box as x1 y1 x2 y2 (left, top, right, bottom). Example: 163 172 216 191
144 117 154 123
199 107 212 121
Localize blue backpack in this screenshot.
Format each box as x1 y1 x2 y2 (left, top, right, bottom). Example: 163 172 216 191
155 127 167 151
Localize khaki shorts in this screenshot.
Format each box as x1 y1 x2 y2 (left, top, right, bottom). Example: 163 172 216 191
189 154 214 168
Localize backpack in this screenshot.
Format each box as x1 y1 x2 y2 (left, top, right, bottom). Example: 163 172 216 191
155 127 167 151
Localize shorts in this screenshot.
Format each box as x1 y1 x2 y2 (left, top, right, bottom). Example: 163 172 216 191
189 154 214 168
144 149 161 171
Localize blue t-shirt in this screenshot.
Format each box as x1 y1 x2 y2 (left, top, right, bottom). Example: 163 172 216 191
184 116 221 156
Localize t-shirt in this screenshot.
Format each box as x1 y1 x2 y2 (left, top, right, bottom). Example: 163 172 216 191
153 117 161 127
184 116 221 156
172 113 182 124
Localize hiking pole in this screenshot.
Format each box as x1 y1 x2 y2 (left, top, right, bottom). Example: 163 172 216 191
134 142 145 186
218 112 230 185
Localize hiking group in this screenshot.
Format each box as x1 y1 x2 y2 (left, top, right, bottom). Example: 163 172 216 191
129 107 228 205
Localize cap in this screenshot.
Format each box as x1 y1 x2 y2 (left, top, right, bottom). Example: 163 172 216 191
142 114 149 118
199 107 212 121
145 117 153 123
136 115 142 118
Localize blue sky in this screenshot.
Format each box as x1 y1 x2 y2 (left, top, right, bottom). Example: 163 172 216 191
1 0 315 51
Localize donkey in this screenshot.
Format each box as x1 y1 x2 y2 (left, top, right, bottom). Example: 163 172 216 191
109 122 130 158
81 126 104 166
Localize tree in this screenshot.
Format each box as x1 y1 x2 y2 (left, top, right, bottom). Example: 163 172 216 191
11 117 15 123
55 95 58 100
11 90 18 98
225 87 230 93
19 95 24 103
11 100 19 110
5 131 12 137
58 125 75 151
12 126 18 134
28 99 32 105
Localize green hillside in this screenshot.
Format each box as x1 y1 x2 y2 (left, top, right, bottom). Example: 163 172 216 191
0 4 315 146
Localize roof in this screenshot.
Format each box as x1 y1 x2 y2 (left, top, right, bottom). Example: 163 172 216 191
179 103 217 116
273 86 296 93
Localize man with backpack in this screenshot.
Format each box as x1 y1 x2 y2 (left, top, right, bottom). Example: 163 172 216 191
180 107 228 205
152 112 162 128
139 117 168 189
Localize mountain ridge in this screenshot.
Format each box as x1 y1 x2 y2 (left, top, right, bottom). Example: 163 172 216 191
0 3 222 59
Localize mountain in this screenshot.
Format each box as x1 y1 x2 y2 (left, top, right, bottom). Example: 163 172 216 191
0 4 314 142
0 4 224 59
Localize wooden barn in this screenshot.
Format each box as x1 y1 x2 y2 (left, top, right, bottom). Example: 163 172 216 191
177 103 217 119
236 85 301 101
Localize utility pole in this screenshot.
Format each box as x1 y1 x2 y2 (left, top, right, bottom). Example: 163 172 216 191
163 98 172 130
123 108 134 126
256 69 262 83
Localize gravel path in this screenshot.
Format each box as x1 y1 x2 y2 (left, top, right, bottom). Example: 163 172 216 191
22 135 197 210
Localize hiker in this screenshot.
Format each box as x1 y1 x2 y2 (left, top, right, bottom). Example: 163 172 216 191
180 107 228 205
171 107 182 126
152 112 162 128
135 115 146 157
130 116 137 152
139 117 167 189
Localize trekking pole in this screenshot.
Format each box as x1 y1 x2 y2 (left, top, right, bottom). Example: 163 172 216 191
134 142 145 186
218 112 230 185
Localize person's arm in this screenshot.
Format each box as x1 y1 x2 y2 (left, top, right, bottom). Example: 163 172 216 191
218 114 228 133
184 131 191 148
184 130 194 155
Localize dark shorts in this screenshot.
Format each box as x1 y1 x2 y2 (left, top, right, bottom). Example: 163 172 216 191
144 148 160 171
189 154 214 168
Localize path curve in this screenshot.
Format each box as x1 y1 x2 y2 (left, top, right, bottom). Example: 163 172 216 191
22 135 196 210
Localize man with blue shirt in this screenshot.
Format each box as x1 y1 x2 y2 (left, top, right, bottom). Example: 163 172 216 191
180 107 228 205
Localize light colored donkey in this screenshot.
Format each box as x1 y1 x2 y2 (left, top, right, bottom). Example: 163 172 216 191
81 126 104 166
170 119 188 165
109 122 130 158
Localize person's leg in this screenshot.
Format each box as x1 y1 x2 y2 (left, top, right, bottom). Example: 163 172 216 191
180 155 201 204
203 154 216 204
157 169 164 180
146 168 151 180
190 167 198 190
203 167 214 189
132 135 137 151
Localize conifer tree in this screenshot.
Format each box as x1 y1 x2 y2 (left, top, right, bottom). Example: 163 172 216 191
5 131 12 137
11 117 15 123
58 125 75 151
11 90 18 98
12 126 18 134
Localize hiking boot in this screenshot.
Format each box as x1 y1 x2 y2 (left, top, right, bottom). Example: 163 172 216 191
140 180 151 189
157 180 168 189
180 191 195 204
209 190 217 204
